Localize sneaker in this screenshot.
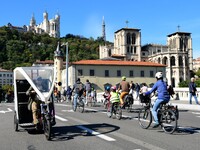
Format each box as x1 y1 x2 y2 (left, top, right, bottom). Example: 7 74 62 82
152 122 159 128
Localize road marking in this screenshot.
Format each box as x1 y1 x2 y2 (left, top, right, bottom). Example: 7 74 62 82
0 108 13 113
76 125 116 142
192 112 200 115
61 109 74 112
111 132 166 150
55 115 68 121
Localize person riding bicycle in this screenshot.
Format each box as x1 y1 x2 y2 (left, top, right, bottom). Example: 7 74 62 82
143 72 170 128
109 86 120 117
72 78 84 111
118 76 130 107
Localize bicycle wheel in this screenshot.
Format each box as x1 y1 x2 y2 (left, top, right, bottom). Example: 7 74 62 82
43 115 52 140
126 104 132 112
71 99 76 111
78 100 84 113
160 109 177 134
138 108 152 129
116 106 122 120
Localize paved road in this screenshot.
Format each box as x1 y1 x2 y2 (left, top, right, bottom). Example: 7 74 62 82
0 102 200 150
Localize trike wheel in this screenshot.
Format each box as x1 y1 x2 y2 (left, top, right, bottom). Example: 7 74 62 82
138 108 152 129
43 116 52 140
14 112 19 132
160 109 177 134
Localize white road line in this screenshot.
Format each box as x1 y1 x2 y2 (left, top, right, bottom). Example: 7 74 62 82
76 125 116 142
55 115 68 121
112 132 166 150
192 112 200 115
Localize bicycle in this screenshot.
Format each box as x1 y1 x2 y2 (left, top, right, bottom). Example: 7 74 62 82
107 101 122 120
138 94 179 134
72 95 85 113
122 93 134 112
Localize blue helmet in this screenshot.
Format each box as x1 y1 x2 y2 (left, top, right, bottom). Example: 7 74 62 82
105 86 110 91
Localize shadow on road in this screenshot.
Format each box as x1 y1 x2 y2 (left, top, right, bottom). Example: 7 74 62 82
50 123 120 141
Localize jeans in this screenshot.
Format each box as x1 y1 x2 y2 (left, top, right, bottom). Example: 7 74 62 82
151 98 169 123
189 93 199 104
73 93 78 111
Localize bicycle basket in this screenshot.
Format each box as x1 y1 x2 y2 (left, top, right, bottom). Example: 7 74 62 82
139 94 151 103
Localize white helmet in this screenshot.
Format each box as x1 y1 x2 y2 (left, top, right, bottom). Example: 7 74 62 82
155 72 163 79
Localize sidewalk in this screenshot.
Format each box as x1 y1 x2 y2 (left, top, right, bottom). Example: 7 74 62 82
134 99 200 112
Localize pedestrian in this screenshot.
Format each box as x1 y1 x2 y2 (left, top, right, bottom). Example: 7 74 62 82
61 87 66 102
135 83 140 100
66 86 72 103
129 81 135 98
189 77 199 104
84 79 92 105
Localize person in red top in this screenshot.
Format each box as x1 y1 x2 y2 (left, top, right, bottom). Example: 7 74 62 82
118 76 130 106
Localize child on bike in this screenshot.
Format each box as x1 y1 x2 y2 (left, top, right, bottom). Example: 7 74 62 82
103 86 111 108
143 72 170 128
109 86 120 117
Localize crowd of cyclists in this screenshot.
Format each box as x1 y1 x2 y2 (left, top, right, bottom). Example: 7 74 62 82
51 72 178 129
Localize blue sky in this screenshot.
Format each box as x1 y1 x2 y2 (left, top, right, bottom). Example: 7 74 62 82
1 0 200 58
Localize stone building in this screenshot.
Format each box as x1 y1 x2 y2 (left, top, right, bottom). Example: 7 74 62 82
142 32 193 87
100 24 193 87
27 11 60 38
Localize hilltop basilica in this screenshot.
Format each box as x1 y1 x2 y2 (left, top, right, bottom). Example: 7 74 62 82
6 11 60 38
99 18 193 87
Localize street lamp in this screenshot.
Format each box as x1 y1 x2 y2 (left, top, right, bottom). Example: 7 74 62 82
66 43 69 90
61 42 69 90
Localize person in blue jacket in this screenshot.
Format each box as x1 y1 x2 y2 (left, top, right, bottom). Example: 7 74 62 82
144 72 170 128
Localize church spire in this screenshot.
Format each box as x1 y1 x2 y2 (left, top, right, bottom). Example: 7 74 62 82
102 16 106 42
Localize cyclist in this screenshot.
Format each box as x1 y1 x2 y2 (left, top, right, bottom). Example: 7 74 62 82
118 76 130 107
143 72 170 128
103 86 111 108
72 78 84 111
109 86 120 117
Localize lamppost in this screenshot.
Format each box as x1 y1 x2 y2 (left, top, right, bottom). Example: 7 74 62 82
62 42 69 90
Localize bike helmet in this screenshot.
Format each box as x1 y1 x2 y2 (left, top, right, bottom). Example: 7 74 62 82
155 72 163 79
105 86 110 91
122 76 126 81
111 86 116 91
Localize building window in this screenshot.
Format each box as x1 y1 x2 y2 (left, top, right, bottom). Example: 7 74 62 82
7 74 9 77
129 70 134 77
127 46 130 53
134 47 137 54
0 74 2 77
10 74 12 77
90 69 95 76
150 71 154 77
105 70 109 77
3 74 5 77
131 46 133 53
141 71 144 77
78 69 83 76
117 70 121 77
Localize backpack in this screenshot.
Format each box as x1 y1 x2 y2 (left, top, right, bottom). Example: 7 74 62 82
76 83 84 93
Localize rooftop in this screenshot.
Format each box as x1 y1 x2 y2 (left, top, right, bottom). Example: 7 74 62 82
72 60 166 67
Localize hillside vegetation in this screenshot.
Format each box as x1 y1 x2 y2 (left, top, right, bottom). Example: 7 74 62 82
0 26 112 70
